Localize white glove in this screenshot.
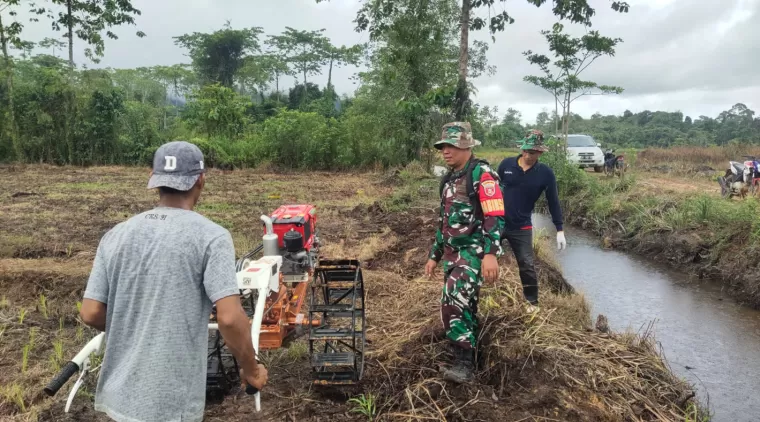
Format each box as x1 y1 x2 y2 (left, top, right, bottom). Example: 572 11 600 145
557 231 567 250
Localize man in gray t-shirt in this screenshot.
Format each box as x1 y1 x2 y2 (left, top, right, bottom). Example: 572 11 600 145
79 141 268 422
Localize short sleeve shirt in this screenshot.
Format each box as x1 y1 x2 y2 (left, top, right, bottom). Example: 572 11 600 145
84 206 240 422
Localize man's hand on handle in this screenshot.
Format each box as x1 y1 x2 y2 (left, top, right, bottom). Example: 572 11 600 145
482 254 499 285
557 231 567 250
425 259 438 279
240 364 268 391
215 296 269 394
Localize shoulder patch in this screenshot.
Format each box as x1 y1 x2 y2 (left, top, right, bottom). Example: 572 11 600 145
478 172 504 217
482 179 497 197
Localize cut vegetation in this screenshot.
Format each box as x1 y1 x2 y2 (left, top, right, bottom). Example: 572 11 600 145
0 164 707 421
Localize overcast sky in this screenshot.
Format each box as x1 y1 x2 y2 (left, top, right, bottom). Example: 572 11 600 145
11 0 760 124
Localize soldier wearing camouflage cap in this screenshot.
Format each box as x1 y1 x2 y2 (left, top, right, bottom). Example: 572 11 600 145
496 129 566 313
425 122 505 383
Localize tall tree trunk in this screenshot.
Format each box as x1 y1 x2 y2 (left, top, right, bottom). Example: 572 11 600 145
0 13 21 161
66 0 74 68
327 55 334 93
554 95 559 134
65 0 75 164
453 0 470 121
564 92 570 138
274 71 280 103
302 66 307 108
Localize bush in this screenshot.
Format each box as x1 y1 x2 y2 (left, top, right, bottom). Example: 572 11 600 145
186 137 262 169
259 109 344 170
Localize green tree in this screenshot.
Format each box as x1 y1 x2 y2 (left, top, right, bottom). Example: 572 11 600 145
181 83 251 140
524 23 623 147
486 107 524 147
174 23 263 88
535 110 551 131
318 0 630 120
151 64 195 99
287 82 323 110
38 36 66 57
13 55 75 162
354 0 464 162
0 0 42 160
46 0 146 67
266 27 330 106
255 52 292 103
322 43 362 93
236 53 292 102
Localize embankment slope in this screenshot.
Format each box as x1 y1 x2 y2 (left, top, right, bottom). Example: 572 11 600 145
558 170 760 309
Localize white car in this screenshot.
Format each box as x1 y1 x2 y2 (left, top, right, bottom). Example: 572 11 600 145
566 134 605 172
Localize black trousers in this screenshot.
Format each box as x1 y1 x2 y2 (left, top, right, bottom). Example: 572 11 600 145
502 228 538 305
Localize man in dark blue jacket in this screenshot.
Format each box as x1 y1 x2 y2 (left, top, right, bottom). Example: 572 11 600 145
496 130 566 309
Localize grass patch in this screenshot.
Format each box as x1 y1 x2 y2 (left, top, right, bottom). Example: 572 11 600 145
476 147 519 165
196 201 235 212
50 339 65 372
54 181 115 191
1 383 26 413
380 162 438 212
0 234 36 258
286 341 308 361
38 294 48 320
364 255 706 421
207 217 234 230
348 393 377 421
637 145 760 172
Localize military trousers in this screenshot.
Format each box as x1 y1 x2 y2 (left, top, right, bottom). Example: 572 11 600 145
440 262 482 350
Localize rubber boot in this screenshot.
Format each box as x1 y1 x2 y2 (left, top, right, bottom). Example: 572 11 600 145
443 347 474 383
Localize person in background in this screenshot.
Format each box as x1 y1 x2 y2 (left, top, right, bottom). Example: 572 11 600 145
79 141 267 422
496 130 566 311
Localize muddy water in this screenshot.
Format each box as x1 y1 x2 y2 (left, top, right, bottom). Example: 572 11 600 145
532 214 760 422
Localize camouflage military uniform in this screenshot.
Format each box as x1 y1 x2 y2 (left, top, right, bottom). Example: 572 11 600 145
429 123 505 351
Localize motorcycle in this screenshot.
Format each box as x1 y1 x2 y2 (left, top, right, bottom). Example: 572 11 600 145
719 160 752 199
742 155 760 195
603 149 626 177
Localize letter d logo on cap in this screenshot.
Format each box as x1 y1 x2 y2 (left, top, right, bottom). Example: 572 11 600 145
164 156 177 171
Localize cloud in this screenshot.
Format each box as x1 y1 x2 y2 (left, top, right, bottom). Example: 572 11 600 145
10 0 758 124
469 0 760 123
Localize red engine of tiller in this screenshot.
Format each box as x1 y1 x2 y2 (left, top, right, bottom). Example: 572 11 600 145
265 204 319 277
268 204 316 250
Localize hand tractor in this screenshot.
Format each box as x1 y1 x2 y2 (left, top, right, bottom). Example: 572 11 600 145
43 204 366 413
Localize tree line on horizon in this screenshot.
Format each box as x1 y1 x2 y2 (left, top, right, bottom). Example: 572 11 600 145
476 102 760 150
18 0 748 171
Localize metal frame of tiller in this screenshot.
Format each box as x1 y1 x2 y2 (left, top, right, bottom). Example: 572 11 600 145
43 206 367 415
309 259 366 385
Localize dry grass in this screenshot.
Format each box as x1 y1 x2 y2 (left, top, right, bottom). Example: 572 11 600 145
0 164 707 422
362 267 704 422
0 164 396 421
636 146 760 174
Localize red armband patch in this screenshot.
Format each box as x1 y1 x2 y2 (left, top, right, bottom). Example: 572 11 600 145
478 173 504 216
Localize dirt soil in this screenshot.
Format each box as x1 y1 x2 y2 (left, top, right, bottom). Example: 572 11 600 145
637 175 718 195
0 164 701 421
